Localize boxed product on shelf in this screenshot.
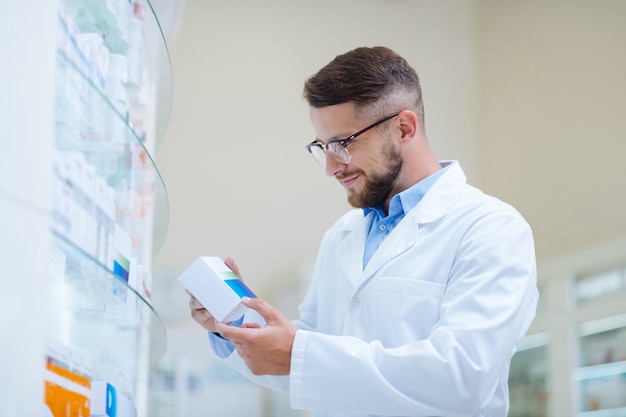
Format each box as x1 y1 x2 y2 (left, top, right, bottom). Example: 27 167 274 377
44 343 92 417
111 224 132 302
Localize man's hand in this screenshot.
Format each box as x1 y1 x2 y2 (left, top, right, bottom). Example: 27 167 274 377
216 297 297 376
189 293 220 333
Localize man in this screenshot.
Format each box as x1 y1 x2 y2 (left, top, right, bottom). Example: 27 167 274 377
189 46 538 417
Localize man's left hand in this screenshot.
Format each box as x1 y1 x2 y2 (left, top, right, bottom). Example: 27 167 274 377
216 297 297 376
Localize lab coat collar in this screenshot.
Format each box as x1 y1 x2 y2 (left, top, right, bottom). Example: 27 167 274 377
336 160 466 286
415 160 464 224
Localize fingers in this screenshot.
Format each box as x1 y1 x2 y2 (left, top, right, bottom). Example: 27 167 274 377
214 303 296 376
189 295 203 310
188 294 219 332
224 256 242 279
240 322 262 329
186 290 204 311
215 320 258 342
190 307 217 331
215 321 240 339
242 297 281 324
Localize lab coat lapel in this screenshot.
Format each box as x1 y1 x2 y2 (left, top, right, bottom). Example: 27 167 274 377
336 210 373 288
360 161 466 284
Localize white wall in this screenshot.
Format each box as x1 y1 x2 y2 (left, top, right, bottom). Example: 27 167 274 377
0 2 58 416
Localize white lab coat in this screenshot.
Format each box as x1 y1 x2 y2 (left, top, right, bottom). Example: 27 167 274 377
218 161 538 417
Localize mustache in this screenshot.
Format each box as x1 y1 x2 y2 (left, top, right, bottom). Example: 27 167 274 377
336 168 364 181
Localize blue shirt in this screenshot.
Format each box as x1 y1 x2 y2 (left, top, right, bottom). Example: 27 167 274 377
209 316 243 357
362 164 449 268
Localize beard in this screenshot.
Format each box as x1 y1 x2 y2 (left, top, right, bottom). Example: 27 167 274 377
345 141 403 209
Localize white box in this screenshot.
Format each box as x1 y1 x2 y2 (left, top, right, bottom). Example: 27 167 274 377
177 256 256 323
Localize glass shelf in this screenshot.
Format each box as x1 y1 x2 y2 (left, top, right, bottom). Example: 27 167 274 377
47 230 166 395
54 48 170 260
145 0 174 153
580 407 626 417
62 0 174 153
575 361 626 381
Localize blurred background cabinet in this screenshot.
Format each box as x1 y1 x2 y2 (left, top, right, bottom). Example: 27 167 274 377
510 240 626 417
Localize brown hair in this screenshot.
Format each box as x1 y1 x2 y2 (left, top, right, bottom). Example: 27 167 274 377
303 46 424 128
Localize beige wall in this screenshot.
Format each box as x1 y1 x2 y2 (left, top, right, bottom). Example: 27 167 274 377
476 0 626 265
153 0 479 310
153 0 626 326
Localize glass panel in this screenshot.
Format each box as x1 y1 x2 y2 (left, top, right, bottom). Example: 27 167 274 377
575 267 626 304
53 47 170 261
579 328 626 367
50 3 171 413
47 231 166 396
579 373 626 413
509 334 549 417
576 316 626 415
578 315 626 367
56 0 171 260
144 0 174 153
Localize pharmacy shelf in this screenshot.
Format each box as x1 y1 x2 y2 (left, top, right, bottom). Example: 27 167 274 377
1 1 175 414
574 315 626 414
579 407 626 417
62 0 174 152
55 47 170 259
575 365 626 414
574 361 626 381
48 230 166 394
64 0 176 152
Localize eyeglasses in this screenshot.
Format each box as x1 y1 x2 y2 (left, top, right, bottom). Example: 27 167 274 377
305 112 399 165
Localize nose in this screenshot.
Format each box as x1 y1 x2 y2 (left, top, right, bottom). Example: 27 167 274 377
324 153 346 177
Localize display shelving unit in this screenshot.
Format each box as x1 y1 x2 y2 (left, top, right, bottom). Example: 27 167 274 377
509 239 626 417
575 311 626 415
508 332 549 417
0 1 173 416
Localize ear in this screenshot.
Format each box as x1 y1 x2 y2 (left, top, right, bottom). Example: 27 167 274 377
396 110 419 143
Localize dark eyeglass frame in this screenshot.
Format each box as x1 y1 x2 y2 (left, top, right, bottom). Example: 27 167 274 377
305 112 400 165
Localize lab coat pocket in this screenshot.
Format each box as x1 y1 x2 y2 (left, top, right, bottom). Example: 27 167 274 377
354 277 445 347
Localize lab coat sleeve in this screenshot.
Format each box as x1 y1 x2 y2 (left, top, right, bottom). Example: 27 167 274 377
289 209 538 416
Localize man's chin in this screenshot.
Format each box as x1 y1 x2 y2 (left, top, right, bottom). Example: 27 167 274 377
347 192 366 209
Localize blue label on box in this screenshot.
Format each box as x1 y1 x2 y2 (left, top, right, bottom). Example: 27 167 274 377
225 279 256 298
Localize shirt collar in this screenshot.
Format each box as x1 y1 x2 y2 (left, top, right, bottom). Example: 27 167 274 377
363 162 451 219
